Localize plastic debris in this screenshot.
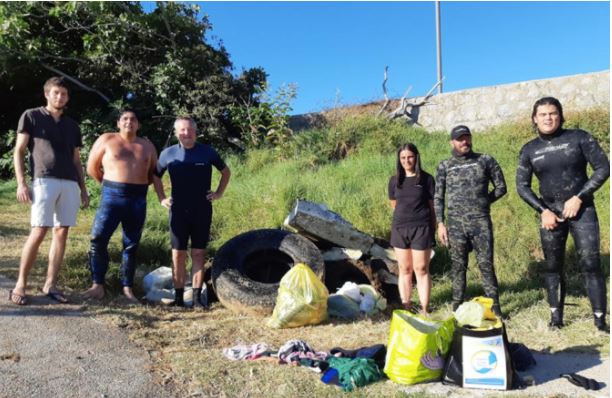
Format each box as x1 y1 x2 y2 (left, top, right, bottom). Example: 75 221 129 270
143 266 173 292
454 301 485 327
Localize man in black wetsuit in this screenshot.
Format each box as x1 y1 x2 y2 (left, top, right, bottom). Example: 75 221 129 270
153 117 231 309
435 125 507 317
516 97 609 331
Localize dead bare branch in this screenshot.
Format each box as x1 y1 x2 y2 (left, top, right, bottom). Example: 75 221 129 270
387 85 412 120
378 68 445 124
411 78 445 107
41 64 111 103
376 66 390 117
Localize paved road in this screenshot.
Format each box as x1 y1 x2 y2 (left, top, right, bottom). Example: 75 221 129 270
0 276 176 398
398 345 610 397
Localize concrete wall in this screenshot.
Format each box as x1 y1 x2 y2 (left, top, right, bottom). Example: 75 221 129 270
290 70 610 133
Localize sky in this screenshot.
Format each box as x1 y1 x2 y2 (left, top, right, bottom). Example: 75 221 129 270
177 1 610 115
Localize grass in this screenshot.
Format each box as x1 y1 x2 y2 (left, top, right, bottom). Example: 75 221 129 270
0 109 609 396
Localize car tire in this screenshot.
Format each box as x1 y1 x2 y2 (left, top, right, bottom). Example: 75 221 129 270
212 229 324 316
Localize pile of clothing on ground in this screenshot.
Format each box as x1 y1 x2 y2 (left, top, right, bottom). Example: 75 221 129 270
223 339 387 392
223 297 604 393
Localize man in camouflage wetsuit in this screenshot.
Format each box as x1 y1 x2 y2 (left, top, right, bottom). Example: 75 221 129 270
517 97 609 331
434 125 507 317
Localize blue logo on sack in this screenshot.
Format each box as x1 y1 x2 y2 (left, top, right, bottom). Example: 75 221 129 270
471 350 497 374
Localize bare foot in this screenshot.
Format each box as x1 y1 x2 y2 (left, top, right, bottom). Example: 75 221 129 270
41 282 56 294
82 284 105 300
11 286 27 298
122 287 139 304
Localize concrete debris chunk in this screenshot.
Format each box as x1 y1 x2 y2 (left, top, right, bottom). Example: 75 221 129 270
283 200 374 252
376 268 399 285
322 247 364 261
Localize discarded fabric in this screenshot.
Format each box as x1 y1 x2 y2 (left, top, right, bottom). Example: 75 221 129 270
560 373 601 391
277 339 327 364
322 357 383 391
223 343 271 361
330 344 387 368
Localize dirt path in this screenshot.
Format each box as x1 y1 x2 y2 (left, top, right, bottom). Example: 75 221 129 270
0 276 177 398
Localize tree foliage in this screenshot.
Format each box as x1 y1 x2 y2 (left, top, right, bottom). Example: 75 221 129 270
229 83 297 150
0 1 269 177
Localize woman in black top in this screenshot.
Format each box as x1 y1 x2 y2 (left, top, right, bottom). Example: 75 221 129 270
388 143 436 313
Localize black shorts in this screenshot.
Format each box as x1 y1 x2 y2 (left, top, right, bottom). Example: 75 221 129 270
390 224 433 250
169 204 212 250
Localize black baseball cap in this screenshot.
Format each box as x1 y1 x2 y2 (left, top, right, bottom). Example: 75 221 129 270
450 125 472 140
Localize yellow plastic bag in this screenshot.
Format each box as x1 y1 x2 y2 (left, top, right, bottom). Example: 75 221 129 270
471 296 497 321
384 310 455 385
267 263 329 328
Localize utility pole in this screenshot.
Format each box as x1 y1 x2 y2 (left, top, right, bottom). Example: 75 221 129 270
435 1 443 94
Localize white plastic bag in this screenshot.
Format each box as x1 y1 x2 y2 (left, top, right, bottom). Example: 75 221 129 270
336 281 361 302
143 266 173 292
454 301 485 327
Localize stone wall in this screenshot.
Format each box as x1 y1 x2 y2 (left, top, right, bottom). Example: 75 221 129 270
290 70 610 133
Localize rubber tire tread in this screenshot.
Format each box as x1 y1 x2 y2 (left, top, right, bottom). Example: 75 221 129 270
212 229 324 316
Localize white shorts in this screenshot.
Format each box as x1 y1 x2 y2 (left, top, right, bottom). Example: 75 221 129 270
31 178 81 227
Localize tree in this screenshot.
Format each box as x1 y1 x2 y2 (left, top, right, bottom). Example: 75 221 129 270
0 1 267 177
228 83 297 150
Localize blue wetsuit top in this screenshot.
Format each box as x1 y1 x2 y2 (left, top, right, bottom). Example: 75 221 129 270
156 143 227 208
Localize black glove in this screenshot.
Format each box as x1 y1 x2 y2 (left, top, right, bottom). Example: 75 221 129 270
560 373 601 390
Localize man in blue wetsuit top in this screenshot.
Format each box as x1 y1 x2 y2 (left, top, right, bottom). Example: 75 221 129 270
516 97 609 331
153 117 231 309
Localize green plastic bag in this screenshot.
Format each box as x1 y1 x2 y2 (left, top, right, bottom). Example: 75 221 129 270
267 263 329 328
384 310 455 385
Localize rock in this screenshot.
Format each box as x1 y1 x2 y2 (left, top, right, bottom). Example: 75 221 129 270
322 247 363 261
283 200 374 252
369 243 396 261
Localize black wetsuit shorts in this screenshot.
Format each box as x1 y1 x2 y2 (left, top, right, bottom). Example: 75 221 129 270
169 203 212 250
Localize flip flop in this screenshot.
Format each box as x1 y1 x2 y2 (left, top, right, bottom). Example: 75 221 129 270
42 289 69 304
8 289 28 306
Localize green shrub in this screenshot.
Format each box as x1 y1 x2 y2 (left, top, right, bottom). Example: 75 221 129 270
565 107 610 152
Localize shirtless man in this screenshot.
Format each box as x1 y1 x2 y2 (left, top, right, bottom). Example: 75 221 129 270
83 109 157 301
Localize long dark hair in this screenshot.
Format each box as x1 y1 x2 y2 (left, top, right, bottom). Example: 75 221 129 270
531 96 565 131
396 143 423 188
